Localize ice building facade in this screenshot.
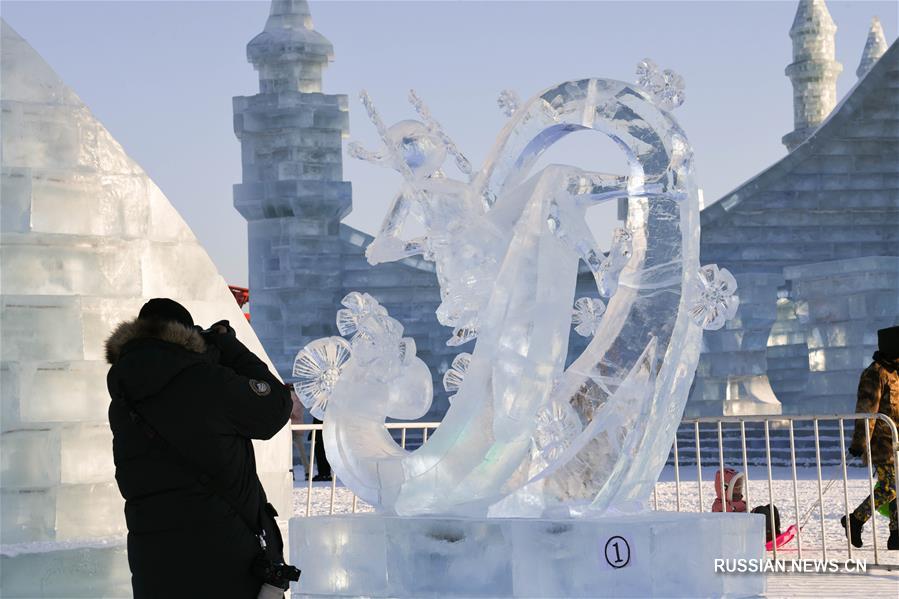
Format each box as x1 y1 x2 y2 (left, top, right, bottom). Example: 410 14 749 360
238 0 897 421
0 20 290 596
690 10 898 417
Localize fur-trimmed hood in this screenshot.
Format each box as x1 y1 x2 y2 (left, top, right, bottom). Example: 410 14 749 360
105 318 205 365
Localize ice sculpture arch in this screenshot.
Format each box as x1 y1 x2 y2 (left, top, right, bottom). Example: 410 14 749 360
295 70 737 516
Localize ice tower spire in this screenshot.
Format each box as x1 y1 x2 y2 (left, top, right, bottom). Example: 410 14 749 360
856 17 888 79
247 0 334 93
233 1 351 378
782 0 843 151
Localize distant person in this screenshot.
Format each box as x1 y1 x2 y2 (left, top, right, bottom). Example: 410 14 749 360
311 416 332 481
843 325 898 551
106 298 299 597
289 388 311 478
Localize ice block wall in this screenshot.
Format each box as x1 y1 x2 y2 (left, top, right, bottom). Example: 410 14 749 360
0 20 291 547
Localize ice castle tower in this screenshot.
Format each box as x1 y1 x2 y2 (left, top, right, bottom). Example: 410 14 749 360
0 20 290 594
233 0 352 377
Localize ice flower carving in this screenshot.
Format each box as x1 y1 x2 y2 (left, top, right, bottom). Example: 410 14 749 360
293 337 352 419
336 291 387 338
334 290 415 382
598 228 634 297
689 264 739 330
442 352 471 398
571 297 607 337
497 89 520 117
534 400 583 464
636 58 686 110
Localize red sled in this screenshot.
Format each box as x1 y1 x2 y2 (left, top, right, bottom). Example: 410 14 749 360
766 524 798 551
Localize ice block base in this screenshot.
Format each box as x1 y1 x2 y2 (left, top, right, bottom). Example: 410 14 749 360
290 511 765 597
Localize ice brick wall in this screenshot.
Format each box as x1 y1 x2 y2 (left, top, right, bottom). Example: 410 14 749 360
691 40 899 416
0 21 291 546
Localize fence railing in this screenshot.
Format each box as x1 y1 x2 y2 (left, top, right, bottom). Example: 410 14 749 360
291 422 440 517
290 413 898 568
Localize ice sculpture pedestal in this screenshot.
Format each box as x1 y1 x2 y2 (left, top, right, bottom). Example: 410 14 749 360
290 512 765 597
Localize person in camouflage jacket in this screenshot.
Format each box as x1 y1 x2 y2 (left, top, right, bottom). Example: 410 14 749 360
842 326 898 550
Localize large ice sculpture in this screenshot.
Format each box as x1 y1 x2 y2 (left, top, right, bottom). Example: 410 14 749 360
295 60 739 517
0 20 289 594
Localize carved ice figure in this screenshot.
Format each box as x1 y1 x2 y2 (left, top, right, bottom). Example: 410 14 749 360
294 60 733 516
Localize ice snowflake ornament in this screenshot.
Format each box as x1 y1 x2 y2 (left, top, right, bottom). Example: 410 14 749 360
690 265 740 330
534 401 584 464
571 297 606 337
636 58 686 110
497 89 520 117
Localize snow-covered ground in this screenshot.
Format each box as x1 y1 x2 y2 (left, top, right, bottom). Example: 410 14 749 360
292 465 898 597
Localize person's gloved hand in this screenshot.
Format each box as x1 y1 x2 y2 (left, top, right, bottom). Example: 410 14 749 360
201 320 246 366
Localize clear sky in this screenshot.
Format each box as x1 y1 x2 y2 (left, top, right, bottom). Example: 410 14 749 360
2 0 895 286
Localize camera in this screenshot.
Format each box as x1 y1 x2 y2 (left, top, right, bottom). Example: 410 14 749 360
252 555 301 590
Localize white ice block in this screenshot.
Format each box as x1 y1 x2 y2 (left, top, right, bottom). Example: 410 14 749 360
1 483 126 545
0 429 60 489
60 426 116 485
0 296 84 362
258 469 293 523
1 488 56 544
1 239 143 297
80 297 146 362
141 243 231 301
1 543 130 598
290 512 766 598
0 167 32 233
3 361 111 427
28 170 151 238
55 483 126 540
254 426 293 475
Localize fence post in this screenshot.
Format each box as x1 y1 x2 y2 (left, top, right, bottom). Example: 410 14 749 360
788 420 802 560
694 422 703 512
740 420 750 517
763 419 776 560
813 418 827 563
307 429 317 517
673 434 681 512
838 418 853 561
864 418 879 564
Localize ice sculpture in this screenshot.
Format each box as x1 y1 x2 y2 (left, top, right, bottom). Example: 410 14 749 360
294 62 739 517
0 21 289 593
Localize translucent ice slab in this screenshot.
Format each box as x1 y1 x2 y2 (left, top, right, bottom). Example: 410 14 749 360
290 511 766 598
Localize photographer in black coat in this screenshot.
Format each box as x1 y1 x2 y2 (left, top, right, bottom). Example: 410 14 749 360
106 299 295 598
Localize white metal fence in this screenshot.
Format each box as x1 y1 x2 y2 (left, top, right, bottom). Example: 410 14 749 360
290 413 898 568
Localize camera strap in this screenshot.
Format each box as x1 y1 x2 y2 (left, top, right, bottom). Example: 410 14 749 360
116 393 273 555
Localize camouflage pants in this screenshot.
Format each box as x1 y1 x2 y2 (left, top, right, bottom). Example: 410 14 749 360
852 464 898 532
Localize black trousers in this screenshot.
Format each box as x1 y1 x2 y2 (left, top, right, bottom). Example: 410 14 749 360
311 417 331 477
